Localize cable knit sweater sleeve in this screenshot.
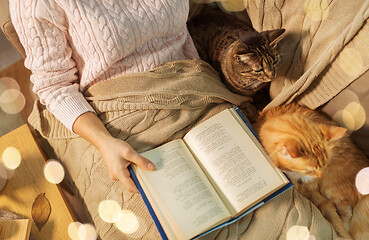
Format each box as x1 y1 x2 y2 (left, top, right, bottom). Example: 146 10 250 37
10 0 95 131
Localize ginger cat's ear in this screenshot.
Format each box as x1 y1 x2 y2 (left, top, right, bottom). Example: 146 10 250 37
278 141 299 159
320 124 347 141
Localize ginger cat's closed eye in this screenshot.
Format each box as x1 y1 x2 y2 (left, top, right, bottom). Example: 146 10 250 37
254 103 369 240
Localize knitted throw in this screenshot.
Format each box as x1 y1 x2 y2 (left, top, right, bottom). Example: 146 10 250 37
28 60 337 239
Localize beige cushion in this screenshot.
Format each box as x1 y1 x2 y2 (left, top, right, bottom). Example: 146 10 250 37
0 0 26 58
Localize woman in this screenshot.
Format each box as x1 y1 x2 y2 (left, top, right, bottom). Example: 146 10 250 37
10 0 202 193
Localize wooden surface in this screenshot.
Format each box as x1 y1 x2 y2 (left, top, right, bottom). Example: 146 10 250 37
0 124 76 240
0 60 34 137
0 60 34 119
0 219 31 240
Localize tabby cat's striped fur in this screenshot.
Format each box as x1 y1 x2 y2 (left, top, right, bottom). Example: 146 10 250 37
187 6 285 96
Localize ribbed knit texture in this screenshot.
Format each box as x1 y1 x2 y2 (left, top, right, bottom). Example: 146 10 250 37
244 0 369 110
10 0 199 131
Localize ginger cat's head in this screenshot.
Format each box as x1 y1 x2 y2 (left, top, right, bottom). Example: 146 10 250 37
258 111 347 180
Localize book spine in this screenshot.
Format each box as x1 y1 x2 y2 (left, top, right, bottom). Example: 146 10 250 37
233 107 260 140
128 166 168 240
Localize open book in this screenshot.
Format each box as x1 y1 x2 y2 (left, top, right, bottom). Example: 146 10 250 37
130 108 292 240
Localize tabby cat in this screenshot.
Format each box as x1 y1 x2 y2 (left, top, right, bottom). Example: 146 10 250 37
187 6 285 97
254 103 369 239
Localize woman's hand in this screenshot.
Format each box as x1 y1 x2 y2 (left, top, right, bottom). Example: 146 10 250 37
97 136 155 193
73 112 155 193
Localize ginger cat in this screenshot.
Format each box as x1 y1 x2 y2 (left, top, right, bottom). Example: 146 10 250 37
254 103 369 239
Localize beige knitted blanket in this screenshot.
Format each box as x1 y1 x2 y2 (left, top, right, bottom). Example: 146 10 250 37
243 0 369 110
28 60 337 239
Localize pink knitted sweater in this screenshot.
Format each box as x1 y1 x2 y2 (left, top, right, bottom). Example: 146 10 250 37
10 0 199 131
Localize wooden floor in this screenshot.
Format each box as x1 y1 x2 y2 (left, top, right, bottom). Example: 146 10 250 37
0 60 34 118
0 60 90 222
0 60 34 136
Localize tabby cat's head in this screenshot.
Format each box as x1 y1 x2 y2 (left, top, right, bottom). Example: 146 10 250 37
258 113 347 180
222 29 285 95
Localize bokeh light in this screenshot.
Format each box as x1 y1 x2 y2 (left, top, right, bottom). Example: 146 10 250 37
343 102 366 131
68 222 83 240
0 87 20 103
114 209 139 234
0 77 20 96
0 89 26 114
98 200 122 223
220 0 245 12
1 147 21 170
304 0 329 22
333 102 366 131
44 159 65 184
355 167 369 195
68 222 98 240
332 110 349 129
286 225 310 240
4 168 15 179
338 47 364 77
330 89 360 105
78 223 98 240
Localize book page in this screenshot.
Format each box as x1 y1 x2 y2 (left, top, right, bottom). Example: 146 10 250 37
136 139 231 239
183 109 287 214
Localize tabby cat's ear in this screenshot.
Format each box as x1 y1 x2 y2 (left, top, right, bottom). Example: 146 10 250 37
260 29 285 46
320 124 347 141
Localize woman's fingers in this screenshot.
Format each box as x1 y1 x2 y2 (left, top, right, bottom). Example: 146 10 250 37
130 153 156 171
110 170 138 193
122 143 156 171
115 166 139 193
100 138 156 193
